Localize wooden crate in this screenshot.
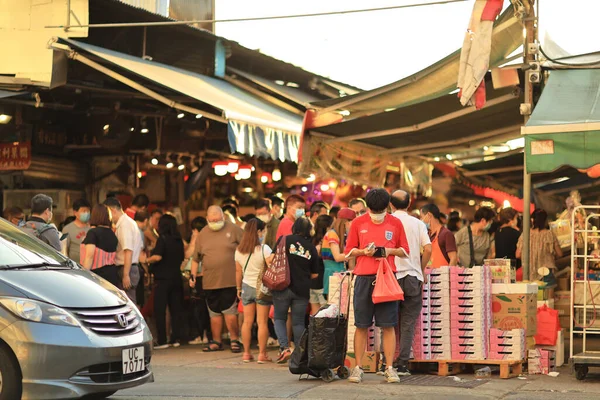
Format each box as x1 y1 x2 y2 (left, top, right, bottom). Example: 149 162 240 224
409 359 524 379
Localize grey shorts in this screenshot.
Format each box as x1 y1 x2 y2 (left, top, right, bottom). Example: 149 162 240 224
309 288 327 306
241 283 272 306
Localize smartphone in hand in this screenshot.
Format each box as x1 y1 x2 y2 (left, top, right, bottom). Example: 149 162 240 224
373 247 386 258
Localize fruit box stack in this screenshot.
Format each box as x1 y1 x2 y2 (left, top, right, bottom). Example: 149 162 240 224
528 349 556 375
419 267 452 360
449 266 493 360
489 328 526 360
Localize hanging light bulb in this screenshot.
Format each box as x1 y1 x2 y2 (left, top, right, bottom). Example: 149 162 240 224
178 164 185 171
238 165 253 180
260 172 271 184
227 160 240 174
212 161 229 176
166 162 174 169
306 174 316 182
272 168 282 182
151 158 159 166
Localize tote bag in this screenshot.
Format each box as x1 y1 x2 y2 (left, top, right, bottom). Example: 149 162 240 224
372 258 404 304
262 237 290 291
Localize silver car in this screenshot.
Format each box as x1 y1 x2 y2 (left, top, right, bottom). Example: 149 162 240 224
0 218 154 399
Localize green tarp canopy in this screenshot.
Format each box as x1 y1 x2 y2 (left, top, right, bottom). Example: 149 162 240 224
523 69 600 174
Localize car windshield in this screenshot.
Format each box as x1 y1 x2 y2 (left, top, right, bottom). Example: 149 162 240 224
0 218 71 268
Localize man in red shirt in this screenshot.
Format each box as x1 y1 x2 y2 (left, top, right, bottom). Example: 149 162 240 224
125 194 150 220
345 188 409 384
275 194 306 240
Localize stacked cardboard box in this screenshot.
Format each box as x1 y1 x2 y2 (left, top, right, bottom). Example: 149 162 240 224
422 267 452 360
489 328 526 360
449 266 492 360
528 349 556 375
492 283 538 337
536 329 565 367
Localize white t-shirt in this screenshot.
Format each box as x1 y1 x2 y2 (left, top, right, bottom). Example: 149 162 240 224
392 210 431 281
235 245 272 288
115 214 143 266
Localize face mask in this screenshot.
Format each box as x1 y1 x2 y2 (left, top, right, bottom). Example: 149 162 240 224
369 212 386 223
295 208 305 219
257 214 271 224
80 212 91 223
208 221 225 231
425 222 431 230
46 211 53 224
483 222 492 232
258 235 265 244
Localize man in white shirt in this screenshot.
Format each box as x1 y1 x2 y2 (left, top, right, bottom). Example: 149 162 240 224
389 190 432 375
104 197 143 303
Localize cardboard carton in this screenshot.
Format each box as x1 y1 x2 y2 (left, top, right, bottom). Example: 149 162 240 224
536 330 565 367
492 284 538 336
344 351 379 373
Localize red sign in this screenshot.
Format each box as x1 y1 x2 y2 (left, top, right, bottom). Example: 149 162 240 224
0 141 31 170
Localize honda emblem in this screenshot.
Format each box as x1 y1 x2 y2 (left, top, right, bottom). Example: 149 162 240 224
116 314 129 328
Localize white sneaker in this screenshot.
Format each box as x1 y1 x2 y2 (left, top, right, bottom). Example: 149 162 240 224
171 342 181 348
154 344 170 350
384 366 400 383
267 337 279 347
348 366 364 383
189 337 203 345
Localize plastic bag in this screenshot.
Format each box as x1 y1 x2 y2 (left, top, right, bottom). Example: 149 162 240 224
315 304 339 318
534 305 560 345
307 315 348 370
372 258 404 304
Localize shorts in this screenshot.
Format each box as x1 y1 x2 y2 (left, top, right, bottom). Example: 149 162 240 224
241 283 272 306
309 288 327 306
353 275 398 328
205 287 238 318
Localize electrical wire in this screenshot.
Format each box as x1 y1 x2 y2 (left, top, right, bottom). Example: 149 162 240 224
46 0 469 29
540 46 600 67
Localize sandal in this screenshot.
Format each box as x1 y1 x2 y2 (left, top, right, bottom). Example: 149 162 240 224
258 354 273 364
230 339 243 353
202 340 224 352
243 353 254 363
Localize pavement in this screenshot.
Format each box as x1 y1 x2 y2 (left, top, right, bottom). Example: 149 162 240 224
111 345 600 400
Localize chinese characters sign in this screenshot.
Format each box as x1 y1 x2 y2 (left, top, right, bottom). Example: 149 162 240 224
0 141 31 170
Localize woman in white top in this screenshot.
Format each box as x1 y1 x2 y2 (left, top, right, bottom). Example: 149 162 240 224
235 218 274 363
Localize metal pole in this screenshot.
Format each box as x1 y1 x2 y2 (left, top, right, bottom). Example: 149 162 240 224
65 0 71 32
521 1 536 281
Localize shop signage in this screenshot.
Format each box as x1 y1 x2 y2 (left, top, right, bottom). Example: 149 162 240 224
0 141 31 170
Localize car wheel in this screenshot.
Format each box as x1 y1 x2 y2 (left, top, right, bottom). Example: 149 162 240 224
83 391 117 399
0 344 22 400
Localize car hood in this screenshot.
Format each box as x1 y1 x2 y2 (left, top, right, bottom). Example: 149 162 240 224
0 269 128 308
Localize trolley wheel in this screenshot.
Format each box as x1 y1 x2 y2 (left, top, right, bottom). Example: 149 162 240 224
575 365 589 381
321 368 335 382
337 366 350 380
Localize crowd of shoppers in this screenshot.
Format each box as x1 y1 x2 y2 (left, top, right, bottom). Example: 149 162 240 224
4 188 564 383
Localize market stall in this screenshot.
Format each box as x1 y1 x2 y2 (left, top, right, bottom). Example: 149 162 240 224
522 68 600 379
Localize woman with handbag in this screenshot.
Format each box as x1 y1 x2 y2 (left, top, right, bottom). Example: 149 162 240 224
235 219 275 363
272 217 320 364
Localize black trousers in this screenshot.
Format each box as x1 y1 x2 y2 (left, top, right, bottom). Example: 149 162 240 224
154 278 184 345
191 276 213 341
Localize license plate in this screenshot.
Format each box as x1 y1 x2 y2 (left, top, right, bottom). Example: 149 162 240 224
122 347 145 375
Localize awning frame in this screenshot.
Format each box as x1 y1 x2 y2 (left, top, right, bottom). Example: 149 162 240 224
50 40 227 123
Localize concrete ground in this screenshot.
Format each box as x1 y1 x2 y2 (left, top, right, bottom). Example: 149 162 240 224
112 345 600 400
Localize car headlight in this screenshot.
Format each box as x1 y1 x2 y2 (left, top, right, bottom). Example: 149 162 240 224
0 298 80 327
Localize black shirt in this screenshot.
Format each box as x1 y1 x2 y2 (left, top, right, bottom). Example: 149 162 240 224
151 236 185 280
285 235 320 299
495 227 521 260
82 227 118 269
